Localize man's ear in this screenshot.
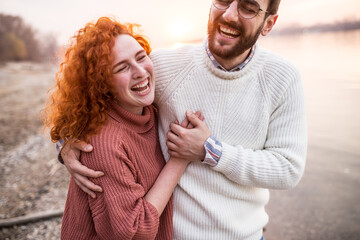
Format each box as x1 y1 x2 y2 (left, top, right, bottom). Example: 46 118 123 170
261 14 278 36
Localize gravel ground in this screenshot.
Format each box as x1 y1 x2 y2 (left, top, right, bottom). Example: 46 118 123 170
0 62 68 239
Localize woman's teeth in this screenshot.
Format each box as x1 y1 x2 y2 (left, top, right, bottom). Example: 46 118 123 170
131 80 149 93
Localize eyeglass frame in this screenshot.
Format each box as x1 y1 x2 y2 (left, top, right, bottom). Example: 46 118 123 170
212 0 271 19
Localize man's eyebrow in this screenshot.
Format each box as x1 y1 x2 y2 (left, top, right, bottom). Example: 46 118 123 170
243 0 259 4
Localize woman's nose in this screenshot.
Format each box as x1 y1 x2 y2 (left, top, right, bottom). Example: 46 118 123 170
133 63 147 79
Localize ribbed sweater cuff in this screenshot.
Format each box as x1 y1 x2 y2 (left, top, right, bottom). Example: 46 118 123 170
144 199 160 225
213 142 243 176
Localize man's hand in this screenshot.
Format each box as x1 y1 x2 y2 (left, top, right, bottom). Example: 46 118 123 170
61 140 104 198
166 110 211 161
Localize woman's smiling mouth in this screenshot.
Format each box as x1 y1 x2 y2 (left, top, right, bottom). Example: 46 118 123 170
131 79 150 95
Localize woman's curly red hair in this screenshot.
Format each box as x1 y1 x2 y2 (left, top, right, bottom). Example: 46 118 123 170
42 17 152 143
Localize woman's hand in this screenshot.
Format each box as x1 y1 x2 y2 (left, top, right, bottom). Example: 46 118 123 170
166 110 211 162
61 140 104 198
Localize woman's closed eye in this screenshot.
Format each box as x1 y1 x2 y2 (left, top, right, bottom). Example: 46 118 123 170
137 54 147 62
114 64 128 74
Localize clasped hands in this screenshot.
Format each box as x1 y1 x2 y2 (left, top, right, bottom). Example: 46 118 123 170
59 110 211 197
166 110 211 162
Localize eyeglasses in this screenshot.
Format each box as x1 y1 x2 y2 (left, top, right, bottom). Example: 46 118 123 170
212 0 270 19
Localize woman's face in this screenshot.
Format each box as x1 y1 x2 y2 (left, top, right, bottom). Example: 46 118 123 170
111 34 154 115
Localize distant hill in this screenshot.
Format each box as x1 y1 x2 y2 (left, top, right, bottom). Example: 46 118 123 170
273 20 360 35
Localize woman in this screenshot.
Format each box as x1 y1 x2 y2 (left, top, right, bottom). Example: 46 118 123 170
42 17 190 239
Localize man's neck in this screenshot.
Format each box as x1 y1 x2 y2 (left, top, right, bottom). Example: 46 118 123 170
212 48 252 71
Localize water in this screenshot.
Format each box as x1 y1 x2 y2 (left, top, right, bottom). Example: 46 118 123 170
259 30 360 240
259 30 360 155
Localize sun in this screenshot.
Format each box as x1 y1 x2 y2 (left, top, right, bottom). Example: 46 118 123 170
170 19 191 39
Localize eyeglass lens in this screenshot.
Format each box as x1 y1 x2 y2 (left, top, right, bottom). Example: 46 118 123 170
213 0 261 19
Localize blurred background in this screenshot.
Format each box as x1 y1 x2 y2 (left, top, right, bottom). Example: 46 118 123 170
0 0 359 239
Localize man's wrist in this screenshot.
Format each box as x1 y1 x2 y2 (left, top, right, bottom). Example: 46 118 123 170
56 139 65 164
202 136 222 167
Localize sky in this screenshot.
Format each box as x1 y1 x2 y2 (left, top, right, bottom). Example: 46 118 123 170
1 0 360 48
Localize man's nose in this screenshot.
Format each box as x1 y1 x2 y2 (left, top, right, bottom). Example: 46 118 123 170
222 1 239 23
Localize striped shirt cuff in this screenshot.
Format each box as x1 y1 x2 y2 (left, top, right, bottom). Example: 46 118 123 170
56 139 65 164
202 136 223 167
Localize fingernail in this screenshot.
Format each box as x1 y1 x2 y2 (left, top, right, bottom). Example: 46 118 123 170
91 194 96 199
98 172 104 177
98 187 103 192
85 145 93 151
187 110 195 117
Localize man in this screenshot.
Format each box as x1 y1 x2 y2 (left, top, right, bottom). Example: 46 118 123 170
60 0 307 239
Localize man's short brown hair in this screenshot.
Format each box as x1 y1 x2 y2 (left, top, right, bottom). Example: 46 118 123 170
267 0 281 14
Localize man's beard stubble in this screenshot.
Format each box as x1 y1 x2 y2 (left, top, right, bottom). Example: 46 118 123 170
207 16 263 60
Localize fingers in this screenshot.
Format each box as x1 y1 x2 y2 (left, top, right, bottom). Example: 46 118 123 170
168 150 181 158
194 111 202 118
166 135 179 151
184 111 202 129
169 122 185 138
73 177 99 199
70 163 104 198
185 111 201 129
168 111 205 144
186 110 203 127
61 139 89 163
166 127 183 150
75 173 102 192
180 116 190 128
69 160 104 179
72 139 93 152
177 110 204 129
167 111 206 156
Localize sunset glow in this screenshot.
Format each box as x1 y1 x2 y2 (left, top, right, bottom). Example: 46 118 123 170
169 19 191 39
0 0 359 48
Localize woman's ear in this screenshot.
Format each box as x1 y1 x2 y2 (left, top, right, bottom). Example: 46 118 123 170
261 14 278 36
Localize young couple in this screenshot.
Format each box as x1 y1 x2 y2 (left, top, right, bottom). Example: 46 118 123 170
43 0 307 239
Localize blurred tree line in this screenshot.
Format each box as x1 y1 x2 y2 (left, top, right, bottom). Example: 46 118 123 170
0 13 58 62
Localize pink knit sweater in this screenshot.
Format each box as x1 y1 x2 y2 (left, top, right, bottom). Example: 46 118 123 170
61 102 173 240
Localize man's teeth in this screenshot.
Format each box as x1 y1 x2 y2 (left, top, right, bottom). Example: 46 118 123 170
219 26 240 38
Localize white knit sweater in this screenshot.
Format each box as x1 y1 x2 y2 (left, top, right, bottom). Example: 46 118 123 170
150 41 307 240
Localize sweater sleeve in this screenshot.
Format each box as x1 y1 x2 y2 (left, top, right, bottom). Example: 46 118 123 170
213 68 308 190
82 141 160 240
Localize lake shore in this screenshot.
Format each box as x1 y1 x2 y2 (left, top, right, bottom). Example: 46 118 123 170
1 29 360 240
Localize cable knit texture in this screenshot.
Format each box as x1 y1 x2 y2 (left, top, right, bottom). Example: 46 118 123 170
61 102 173 240
150 40 307 240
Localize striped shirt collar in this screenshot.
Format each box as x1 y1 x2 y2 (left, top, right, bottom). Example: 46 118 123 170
205 40 256 72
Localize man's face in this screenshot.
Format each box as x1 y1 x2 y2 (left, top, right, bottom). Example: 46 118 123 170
207 0 269 60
